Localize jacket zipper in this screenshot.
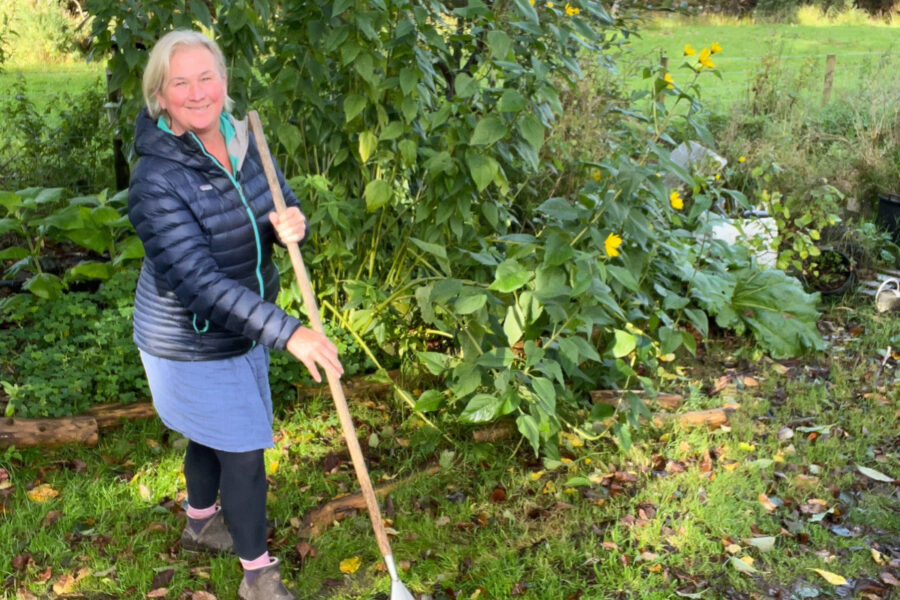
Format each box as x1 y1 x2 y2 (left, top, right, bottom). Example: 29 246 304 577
190 133 265 346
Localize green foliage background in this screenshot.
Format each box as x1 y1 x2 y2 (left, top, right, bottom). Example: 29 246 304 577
0 1 826 452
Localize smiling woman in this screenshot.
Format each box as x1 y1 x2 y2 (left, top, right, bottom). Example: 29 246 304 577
128 29 344 600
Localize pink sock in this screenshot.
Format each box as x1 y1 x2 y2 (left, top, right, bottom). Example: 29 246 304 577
240 552 271 571
186 504 218 520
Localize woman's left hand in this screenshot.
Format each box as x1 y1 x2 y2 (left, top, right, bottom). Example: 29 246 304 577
268 206 307 245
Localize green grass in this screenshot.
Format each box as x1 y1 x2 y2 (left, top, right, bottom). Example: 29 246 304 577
620 19 900 110
0 63 105 114
2 302 898 599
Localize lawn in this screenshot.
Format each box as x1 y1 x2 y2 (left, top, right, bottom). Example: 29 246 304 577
2 301 898 599
620 18 900 109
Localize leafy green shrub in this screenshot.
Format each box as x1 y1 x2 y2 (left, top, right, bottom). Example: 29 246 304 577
0 269 147 418
0 187 144 299
0 77 115 193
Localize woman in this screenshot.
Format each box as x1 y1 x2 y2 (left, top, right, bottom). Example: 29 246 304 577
129 30 342 600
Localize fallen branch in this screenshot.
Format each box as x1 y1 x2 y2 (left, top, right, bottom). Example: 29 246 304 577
0 416 98 448
652 405 739 429
298 465 440 538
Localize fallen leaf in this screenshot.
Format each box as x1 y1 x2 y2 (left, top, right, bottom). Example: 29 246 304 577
139 484 152 501
339 556 361 574
295 541 314 563
725 544 742 554
809 568 848 586
27 484 59 503
151 568 174 589
871 548 885 565
746 536 776 552
856 464 895 483
192 592 218 600
730 556 759 574
490 485 507 503
147 589 168 598
52 573 76 595
881 572 900 586
41 510 63 527
759 493 778 513
11 553 33 572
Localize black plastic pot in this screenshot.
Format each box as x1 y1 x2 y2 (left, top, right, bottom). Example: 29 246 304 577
803 247 856 297
877 193 900 245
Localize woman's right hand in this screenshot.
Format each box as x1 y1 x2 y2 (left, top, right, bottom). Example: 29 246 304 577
286 326 344 383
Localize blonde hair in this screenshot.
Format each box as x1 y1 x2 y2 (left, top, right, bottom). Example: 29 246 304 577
142 30 234 119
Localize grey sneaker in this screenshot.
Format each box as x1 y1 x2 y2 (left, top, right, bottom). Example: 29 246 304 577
238 557 296 600
179 509 234 554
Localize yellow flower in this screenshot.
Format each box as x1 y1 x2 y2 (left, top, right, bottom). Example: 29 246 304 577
683 44 696 56
604 233 622 257
698 47 714 69
715 173 721 181
547 1 553 6
565 3 580 15
711 42 722 54
670 190 684 210
738 156 746 163
663 73 674 89
529 0 534 4
591 169 603 182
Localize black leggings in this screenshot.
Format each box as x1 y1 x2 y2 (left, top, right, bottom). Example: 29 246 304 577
184 440 267 560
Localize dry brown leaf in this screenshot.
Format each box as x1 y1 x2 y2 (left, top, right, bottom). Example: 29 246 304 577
881 572 900 586
52 573 76 595
192 591 217 600
27 484 59 503
759 493 778 513
147 588 168 598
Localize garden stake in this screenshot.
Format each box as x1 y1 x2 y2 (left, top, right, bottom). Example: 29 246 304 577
248 111 416 600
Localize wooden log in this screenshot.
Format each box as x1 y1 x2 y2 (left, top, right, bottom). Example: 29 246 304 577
298 465 440 538
590 389 683 411
0 416 98 448
86 402 156 429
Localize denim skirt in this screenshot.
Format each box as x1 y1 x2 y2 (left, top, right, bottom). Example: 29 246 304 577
139 345 275 452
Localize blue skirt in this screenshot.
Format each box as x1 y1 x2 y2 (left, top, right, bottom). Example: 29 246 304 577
140 345 275 452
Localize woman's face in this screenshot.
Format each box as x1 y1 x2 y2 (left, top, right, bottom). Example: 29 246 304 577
157 45 226 137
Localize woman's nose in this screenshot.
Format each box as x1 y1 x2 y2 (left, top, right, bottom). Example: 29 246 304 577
188 82 204 99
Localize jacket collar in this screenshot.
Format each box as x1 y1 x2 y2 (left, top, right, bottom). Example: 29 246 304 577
134 108 251 173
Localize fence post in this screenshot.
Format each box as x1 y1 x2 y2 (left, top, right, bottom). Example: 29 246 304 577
657 53 669 102
823 54 836 106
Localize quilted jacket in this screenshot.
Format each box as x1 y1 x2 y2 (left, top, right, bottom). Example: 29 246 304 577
129 108 302 361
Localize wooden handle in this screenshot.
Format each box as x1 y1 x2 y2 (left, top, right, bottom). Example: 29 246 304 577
247 111 394 561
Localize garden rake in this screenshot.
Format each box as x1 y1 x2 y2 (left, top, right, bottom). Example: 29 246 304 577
247 110 415 600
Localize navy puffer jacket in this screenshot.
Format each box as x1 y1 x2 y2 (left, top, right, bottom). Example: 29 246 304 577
129 108 302 361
